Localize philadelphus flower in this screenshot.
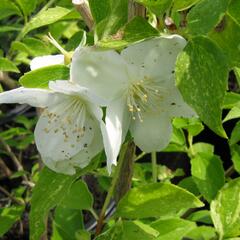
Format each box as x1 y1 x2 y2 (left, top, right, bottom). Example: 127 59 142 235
0 58 105 175
71 34 196 171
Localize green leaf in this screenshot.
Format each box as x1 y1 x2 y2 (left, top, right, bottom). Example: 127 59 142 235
191 152 225 202
187 210 212 224
234 67 240 86
230 121 240 146
223 92 240 109
65 31 84 51
19 65 69 89
88 0 111 24
173 0 200 11
99 16 159 49
150 218 196 240
135 0 173 16
192 142 214 155
29 167 78 240
0 206 24 237
21 7 71 37
60 180 93 210
91 0 128 39
228 0 240 26
11 38 51 57
185 226 216 240
0 0 21 20
75 230 91 240
0 58 20 73
123 16 159 42
172 117 204 136
29 154 102 240
0 26 21 33
52 206 84 240
209 14 240 68
176 36 228 138
15 0 38 16
178 176 200 196
223 106 240 122
115 182 204 219
187 0 230 35
211 177 240 238
230 145 240 174
96 220 159 240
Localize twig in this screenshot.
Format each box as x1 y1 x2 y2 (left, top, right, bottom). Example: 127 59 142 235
95 142 132 235
0 71 17 89
128 0 146 21
225 165 235 178
0 137 28 181
134 151 146 161
73 0 94 30
115 141 136 202
151 152 157 182
0 186 24 205
0 157 12 177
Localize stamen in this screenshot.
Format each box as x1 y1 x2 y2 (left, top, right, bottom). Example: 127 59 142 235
127 77 165 122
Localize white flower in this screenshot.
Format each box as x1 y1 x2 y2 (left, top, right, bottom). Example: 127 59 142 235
0 58 106 175
71 34 196 172
30 54 64 70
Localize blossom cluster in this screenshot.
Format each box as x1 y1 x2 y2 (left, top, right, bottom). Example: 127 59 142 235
0 34 195 175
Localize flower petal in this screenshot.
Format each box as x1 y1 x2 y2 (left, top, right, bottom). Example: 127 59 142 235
163 86 197 118
43 118 103 175
43 157 76 175
101 97 130 173
71 47 129 101
0 87 56 108
34 96 95 162
121 35 186 86
30 54 64 70
49 80 107 106
70 119 103 169
130 111 172 152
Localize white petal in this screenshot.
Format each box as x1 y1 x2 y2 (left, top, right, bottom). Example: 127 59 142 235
72 0 85 5
30 54 64 70
86 102 103 121
101 97 130 173
34 96 95 162
43 118 103 175
0 87 56 108
130 111 172 152
49 80 107 106
163 86 197 118
71 47 129 101
121 35 186 86
43 157 76 175
70 119 103 169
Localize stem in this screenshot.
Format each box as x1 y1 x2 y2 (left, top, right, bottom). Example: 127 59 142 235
95 142 129 235
0 157 12 177
89 208 99 220
0 186 24 205
151 152 157 182
187 133 195 157
128 0 146 21
225 165 235 178
115 141 136 202
40 0 57 12
0 137 28 182
73 0 94 30
134 152 146 161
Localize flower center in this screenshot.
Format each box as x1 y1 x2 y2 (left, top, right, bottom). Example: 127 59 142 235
127 77 165 122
